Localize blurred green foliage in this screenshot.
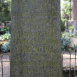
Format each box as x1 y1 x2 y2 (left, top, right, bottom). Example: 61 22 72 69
61 0 70 18
0 32 10 40
62 32 74 37
61 19 65 32
1 39 10 52
0 27 9 34
61 37 73 52
69 26 74 32
0 0 11 23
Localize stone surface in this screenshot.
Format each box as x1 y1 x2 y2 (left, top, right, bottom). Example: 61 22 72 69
10 0 62 77
69 30 72 33
0 53 10 77
65 21 69 32
70 37 77 47
67 20 73 26
0 21 2 26
74 20 77 36
65 21 73 32
5 21 11 27
72 0 77 22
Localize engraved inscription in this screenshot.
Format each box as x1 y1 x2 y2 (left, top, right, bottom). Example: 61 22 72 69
11 0 62 77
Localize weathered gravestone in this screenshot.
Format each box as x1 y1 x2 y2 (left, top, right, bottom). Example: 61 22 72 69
74 20 77 36
0 21 2 26
11 0 62 77
67 21 73 26
5 21 11 27
65 21 69 32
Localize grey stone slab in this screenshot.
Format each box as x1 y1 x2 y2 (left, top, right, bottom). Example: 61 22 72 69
74 20 77 36
11 0 62 77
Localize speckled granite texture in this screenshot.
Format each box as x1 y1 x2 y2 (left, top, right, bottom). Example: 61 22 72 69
10 0 62 77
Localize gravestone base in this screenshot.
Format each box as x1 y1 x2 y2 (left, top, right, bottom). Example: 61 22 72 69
65 29 69 32
74 30 77 36
65 21 69 32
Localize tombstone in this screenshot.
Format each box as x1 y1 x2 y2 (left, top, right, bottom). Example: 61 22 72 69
9 24 11 34
0 21 2 26
69 29 72 33
64 14 69 20
74 20 77 36
10 0 62 77
74 44 77 52
68 20 73 26
65 21 69 32
5 21 11 27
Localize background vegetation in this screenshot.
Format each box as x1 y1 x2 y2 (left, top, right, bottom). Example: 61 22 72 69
0 0 11 23
61 0 71 18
